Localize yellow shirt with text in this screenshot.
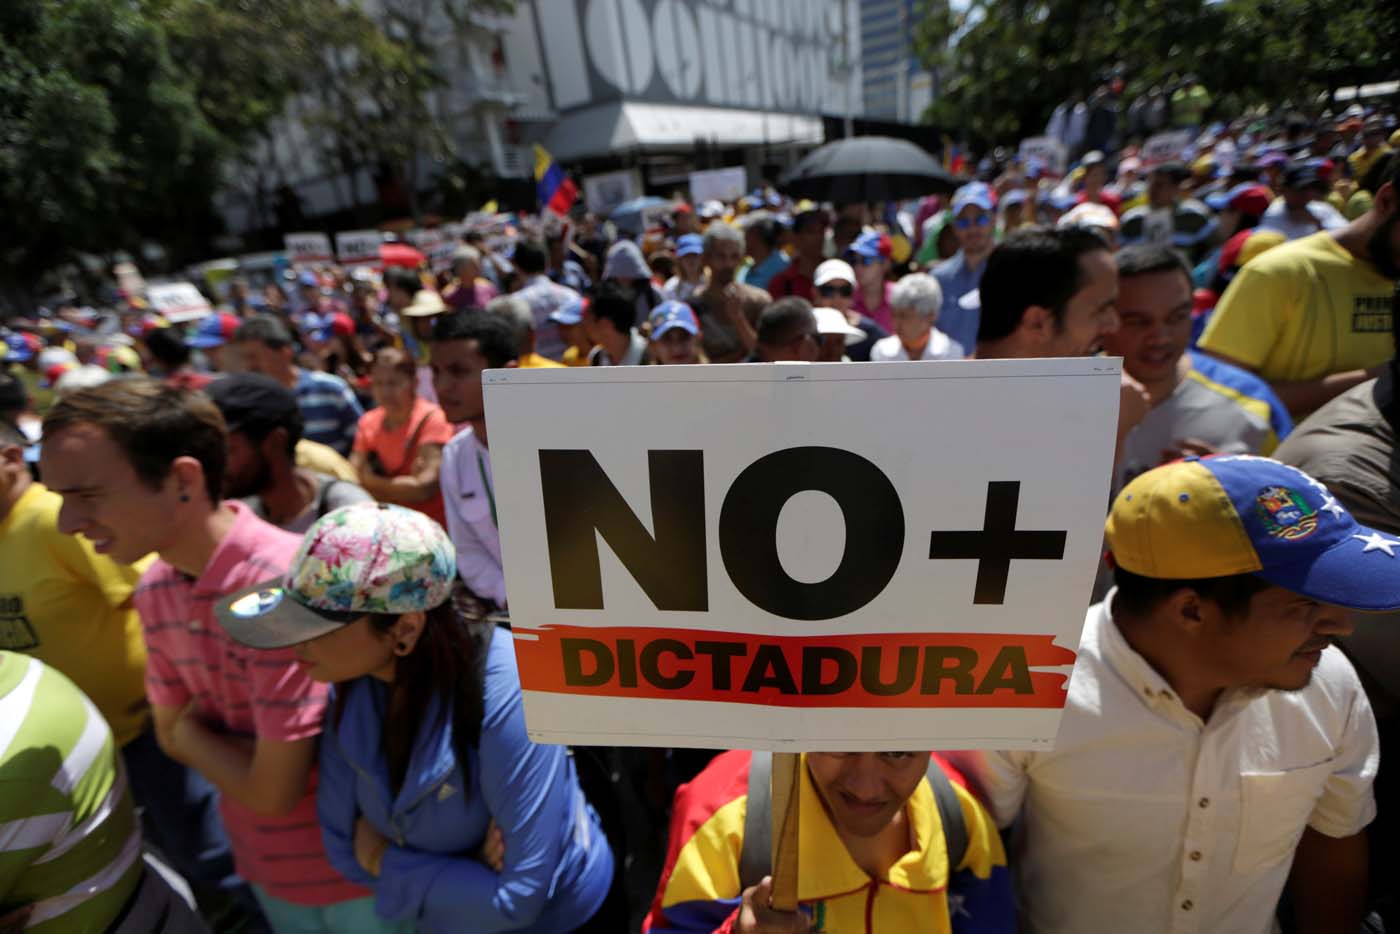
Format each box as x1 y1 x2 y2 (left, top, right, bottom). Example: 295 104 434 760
1199 231 1394 383
0 484 150 746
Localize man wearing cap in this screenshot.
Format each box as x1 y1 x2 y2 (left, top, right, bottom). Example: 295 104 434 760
186 311 242 374
1259 163 1348 241
1349 121 1392 186
870 274 963 362
952 455 1383 934
813 258 886 362
768 209 828 302
812 307 867 362
663 233 706 303
648 301 703 365
689 223 768 364
207 373 371 534
1199 157 1399 415
933 183 998 352
431 312 519 609
1075 151 1121 214
548 294 594 367
738 211 790 292
1205 183 1274 243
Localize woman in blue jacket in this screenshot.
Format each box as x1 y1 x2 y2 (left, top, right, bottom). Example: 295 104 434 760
214 503 617 932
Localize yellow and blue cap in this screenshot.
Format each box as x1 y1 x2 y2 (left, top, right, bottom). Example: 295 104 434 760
1106 456 1400 612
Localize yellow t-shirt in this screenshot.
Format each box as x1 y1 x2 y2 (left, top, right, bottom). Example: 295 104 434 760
560 346 591 367
1348 145 1391 186
0 484 150 746
294 438 359 483
520 352 566 369
1199 231 1394 383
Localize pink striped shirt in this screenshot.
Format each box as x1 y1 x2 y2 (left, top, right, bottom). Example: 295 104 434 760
135 501 367 906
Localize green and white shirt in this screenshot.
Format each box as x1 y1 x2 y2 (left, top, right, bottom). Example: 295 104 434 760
0 652 142 932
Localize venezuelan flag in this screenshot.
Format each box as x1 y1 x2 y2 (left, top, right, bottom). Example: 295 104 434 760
534 144 578 216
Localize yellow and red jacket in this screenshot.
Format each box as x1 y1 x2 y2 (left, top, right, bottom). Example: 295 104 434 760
643 751 1014 934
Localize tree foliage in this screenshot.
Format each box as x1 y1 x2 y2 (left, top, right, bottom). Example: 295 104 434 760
915 0 1399 147
1 0 511 292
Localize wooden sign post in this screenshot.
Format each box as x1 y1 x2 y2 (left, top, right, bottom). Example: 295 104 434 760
769 752 802 912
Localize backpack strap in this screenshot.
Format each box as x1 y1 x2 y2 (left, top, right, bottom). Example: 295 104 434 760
738 752 969 892
739 751 773 891
926 757 969 872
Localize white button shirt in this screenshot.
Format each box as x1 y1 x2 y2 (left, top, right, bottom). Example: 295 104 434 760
950 593 1377 934
439 427 507 607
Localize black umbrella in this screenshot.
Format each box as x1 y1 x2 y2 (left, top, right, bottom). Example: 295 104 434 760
780 136 959 202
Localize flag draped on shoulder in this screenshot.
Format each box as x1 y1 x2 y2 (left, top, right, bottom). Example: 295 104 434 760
534 144 578 216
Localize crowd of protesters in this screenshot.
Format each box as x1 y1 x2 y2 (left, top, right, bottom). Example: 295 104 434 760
2 100 1399 934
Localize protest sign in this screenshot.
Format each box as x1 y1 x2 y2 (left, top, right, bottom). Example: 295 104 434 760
406 229 457 272
1141 130 1194 166
145 281 212 323
688 166 748 204
1018 136 1067 175
485 358 1120 752
283 232 332 264
583 170 639 215
335 229 383 267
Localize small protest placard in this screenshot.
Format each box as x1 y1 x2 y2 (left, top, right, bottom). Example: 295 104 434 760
335 229 383 267
283 232 332 264
145 281 212 323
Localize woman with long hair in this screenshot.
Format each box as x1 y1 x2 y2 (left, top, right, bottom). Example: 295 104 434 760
214 503 618 932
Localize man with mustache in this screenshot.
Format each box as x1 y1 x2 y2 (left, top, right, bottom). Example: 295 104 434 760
1199 155 1399 417
951 456 1388 934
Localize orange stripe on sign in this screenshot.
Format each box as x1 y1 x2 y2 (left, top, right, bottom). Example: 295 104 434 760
512 625 1076 709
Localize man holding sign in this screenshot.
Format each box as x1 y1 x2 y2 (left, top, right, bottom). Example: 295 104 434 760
485 355 1121 930
643 750 1011 932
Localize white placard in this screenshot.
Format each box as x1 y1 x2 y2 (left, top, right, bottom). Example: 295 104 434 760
1019 136 1068 175
485 359 1121 752
583 170 639 215
145 282 212 323
283 232 332 263
688 166 748 204
335 229 383 266
1141 130 1194 166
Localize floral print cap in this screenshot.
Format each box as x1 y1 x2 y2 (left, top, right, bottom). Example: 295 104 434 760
214 502 457 650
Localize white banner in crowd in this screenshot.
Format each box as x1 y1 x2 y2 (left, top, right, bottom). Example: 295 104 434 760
485 359 1121 752
1141 130 1195 166
282 232 332 264
583 170 639 215
145 281 212 323
1019 136 1068 175
688 167 748 204
335 229 383 267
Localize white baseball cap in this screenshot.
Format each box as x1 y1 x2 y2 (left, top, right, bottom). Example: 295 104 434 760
813 259 856 288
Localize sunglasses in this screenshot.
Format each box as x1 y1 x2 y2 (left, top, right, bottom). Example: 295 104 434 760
954 214 992 230
817 283 854 297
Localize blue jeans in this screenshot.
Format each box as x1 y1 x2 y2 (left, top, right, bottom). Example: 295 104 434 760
122 726 269 932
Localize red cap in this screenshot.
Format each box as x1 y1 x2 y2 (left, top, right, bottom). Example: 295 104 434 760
1227 185 1272 218
673 202 693 214
331 313 356 338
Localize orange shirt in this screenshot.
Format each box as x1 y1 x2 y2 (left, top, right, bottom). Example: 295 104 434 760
353 397 455 526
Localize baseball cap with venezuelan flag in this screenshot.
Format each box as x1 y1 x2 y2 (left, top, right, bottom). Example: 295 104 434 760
1105 456 1400 612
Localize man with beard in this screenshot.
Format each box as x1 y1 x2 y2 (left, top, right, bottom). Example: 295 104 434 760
950 457 1385 934
206 373 369 534
431 311 517 609
690 222 770 363
1200 155 1399 416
